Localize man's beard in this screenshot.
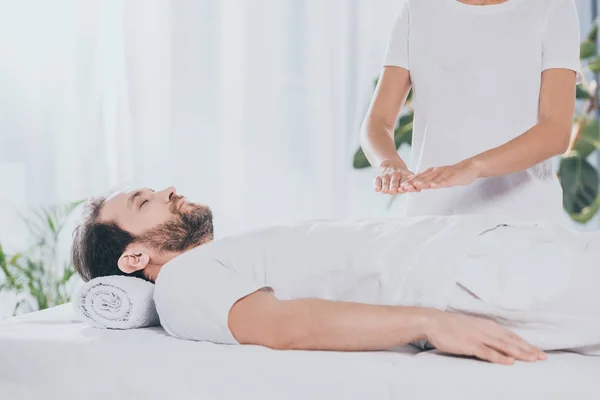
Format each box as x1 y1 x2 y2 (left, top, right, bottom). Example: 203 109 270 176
136 196 214 253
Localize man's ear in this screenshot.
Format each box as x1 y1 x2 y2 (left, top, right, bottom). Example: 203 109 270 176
117 244 151 274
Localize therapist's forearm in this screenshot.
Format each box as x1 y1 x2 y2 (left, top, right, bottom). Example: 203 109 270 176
360 117 407 169
279 298 432 351
469 120 570 179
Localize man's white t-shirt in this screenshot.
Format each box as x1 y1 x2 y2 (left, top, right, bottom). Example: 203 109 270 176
154 216 587 345
383 0 582 221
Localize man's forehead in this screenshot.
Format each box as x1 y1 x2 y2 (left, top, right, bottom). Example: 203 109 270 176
106 187 141 201
101 189 141 221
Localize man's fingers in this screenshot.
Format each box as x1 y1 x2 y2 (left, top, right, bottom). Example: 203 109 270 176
504 332 547 360
485 338 537 362
474 345 514 365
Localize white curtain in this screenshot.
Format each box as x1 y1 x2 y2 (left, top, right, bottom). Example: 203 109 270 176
0 0 407 252
167 0 412 235
0 0 595 247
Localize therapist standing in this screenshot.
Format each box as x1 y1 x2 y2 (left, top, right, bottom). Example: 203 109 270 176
360 0 582 221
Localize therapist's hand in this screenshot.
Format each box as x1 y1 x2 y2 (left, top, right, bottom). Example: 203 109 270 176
401 159 481 192
375 159 416 194
425 311 547 365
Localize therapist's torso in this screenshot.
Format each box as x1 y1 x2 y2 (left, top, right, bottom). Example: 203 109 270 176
383 0 581 222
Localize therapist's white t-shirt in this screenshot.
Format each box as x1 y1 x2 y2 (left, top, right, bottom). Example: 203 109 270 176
153 216 586 345
383 0 582 222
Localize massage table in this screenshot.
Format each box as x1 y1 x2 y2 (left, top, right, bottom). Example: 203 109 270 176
0 304 598 399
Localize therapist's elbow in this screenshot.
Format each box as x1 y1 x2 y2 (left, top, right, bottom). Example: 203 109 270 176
544 119 572 156
553 130 571 155
359 119 372 150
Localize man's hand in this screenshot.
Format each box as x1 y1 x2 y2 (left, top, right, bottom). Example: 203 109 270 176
401 159 481 192
375 159 416 194
425 310 547 365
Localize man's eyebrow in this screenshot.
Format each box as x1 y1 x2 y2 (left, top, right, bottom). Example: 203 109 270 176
128 191 143 209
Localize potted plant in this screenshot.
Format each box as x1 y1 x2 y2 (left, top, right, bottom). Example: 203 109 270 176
0 201 82 315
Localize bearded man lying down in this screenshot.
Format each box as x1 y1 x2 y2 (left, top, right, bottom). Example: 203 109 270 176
71 187 600 365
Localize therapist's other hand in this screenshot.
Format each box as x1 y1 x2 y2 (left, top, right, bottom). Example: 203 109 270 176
425 310 547 365
375 159 416 194
401 159 480 192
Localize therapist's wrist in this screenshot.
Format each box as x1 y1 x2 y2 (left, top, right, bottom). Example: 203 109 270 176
378 157 408 172
463 157 485 179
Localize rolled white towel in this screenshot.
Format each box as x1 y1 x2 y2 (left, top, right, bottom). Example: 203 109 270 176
74 275 160 329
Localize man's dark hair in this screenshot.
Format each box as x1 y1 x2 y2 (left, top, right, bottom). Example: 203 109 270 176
72 197 148 282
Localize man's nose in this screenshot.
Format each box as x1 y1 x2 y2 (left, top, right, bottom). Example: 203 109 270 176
159 186 177 202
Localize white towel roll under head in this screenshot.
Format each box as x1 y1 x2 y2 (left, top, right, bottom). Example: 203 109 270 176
74 275 160 329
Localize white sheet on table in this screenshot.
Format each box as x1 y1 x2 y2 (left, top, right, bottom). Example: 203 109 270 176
0 304 599 400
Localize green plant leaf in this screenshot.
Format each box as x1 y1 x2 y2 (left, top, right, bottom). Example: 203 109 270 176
353 148 371 169
560 155 600 217
569 188 600 224
394 113 414 149
0 244 19 289
61 266 75 284
574 119 600 158
576 85 591 100
13 261 35 281
588 56 600 74
8 253 22 266
406 89 413 104
3 200 84 310
588 20 598 42
47 214 56 235
0 243 6 269
581 40 597 60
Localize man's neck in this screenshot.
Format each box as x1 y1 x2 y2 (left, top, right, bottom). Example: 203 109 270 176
146 239 215 282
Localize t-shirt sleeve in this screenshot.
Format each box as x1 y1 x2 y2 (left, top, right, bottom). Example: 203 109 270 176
542 0 583 84
154 256 271 345
382 1 410 70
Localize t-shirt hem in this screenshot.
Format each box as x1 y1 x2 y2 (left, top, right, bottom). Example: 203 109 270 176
542 63 584 85
382 61 410 71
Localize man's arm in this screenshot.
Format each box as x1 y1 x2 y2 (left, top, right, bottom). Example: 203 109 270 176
228 290 546 365
402 69 577 191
